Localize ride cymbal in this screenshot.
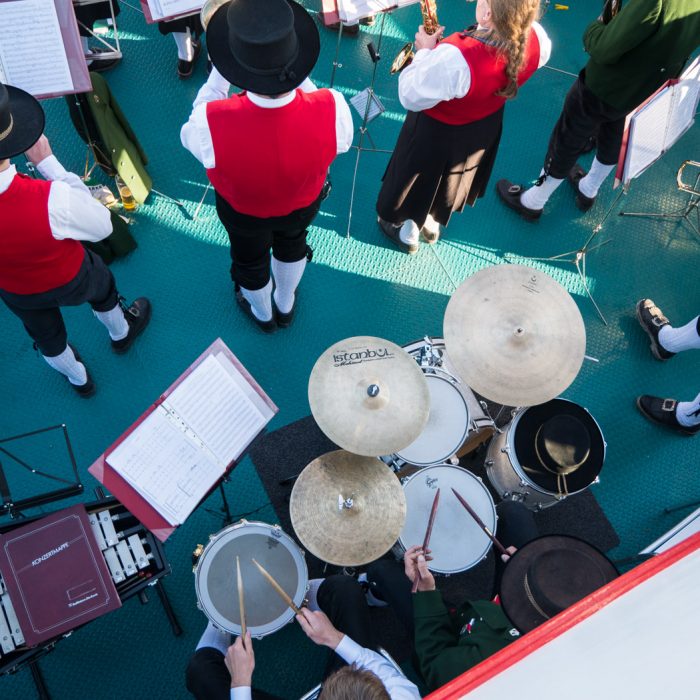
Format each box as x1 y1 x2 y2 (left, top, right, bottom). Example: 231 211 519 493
290 450 406 567
444 265 586 407
308 336 430 456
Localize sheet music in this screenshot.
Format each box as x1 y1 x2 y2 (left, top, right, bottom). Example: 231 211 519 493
666 57 700 148
107 409 224 526
337 0 419 23
146 0 202 21
0 0 73 97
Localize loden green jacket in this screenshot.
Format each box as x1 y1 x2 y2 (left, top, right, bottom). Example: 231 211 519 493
583 0 700 113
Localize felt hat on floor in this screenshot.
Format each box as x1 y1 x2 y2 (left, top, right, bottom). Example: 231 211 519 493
499 535 618 634
0 83 45 159
206 0 320 95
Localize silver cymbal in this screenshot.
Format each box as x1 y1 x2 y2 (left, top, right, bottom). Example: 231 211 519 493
444 265 586 406
308 336 430 456
290 450 406 567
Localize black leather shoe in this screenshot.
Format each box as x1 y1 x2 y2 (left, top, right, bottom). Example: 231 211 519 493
325 20 360 35
636 395 700 435
112 298 152 353
275 300 295 328
86 48 121 73
635 299 675 360
377 217 419 254
69 346 96 398
495 180 542 221
567 164 596 212
235 289 277 333
177 39 201 79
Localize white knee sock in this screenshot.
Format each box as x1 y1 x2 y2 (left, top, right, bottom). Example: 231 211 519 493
578 158 615 198
43 346 88 386
272 257 306 314
520 173 563 210
94 304 129 341
676 392 700 428
172 30 194 61
423 214 441 237
241 280 273 321
399 220 420 245
658 317 700 353
195 622 231 654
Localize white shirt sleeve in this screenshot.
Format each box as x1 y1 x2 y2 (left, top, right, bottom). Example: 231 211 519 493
329 89 354 154
532 21 552 68
230 687 252 700
398 43 472 113
181 67 231 169
35 155 112 243
334 636 421 699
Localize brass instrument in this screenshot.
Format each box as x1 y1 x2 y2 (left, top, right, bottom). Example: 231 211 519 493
200 0 228 30
390 0 440 75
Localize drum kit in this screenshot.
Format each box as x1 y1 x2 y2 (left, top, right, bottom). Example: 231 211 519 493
192 264 607 638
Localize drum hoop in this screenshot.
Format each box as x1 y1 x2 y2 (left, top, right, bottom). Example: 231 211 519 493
505 400 606 496
194 521 308 637
395 374 471 466
399 464 496 573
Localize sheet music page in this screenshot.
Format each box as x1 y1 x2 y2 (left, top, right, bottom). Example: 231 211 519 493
665 57 700 149
337 0 419 23
0 0 73 96
107 409 224 526
146 0 202 21
164 354 268 467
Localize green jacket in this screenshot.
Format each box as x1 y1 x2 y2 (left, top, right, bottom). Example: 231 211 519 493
413 591 519 691
583 0 700 113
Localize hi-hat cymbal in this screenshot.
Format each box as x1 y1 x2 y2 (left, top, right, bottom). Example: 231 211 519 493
308 336 430 456
444 265 586 407
290 450 406 567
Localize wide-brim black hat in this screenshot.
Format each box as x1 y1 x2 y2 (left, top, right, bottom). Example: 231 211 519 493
0 84 45 160
499 535 618 634
207 0 320 96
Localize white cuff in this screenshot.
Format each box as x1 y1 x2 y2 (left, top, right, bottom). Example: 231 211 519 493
231 686 252 700
35 155 67 181
334 635 362 664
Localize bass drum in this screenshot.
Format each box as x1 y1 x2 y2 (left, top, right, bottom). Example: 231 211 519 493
193 520 307 637
486 398 606 510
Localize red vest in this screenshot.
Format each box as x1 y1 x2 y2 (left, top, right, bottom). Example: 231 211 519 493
0 174 84 295
206 89 337 218
425 29 541 125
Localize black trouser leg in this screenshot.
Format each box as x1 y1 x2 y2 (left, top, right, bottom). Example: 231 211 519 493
365 559 414 638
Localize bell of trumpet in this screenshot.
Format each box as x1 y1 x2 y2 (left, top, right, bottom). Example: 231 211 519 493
200 0 228 30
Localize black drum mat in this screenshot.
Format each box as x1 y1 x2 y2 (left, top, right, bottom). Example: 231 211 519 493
250 416 620 663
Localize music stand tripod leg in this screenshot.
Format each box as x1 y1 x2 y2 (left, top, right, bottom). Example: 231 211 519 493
29 660 51 700
153 579 184 637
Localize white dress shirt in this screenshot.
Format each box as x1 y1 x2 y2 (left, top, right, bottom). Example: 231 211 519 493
181 69 354 169
399 22 552 112
230 635 421 700
0 156 112 242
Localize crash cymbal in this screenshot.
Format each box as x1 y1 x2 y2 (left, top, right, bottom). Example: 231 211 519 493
290 450 406 567
444 265 586 406
308 336 430 456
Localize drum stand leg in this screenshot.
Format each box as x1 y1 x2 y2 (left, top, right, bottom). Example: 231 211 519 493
219 482 234 525
29 660 51 700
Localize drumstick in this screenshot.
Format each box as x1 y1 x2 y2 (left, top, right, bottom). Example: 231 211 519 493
236 556 247 641
450 487 508 556
252 558 301 615
411 488 440 593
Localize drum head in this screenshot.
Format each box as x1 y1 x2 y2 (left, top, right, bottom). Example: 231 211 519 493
194 522 307 637
399 465 496 574
512 399 605 493
395 375 470 467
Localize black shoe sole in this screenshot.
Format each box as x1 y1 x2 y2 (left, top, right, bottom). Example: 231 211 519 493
495 180 542 222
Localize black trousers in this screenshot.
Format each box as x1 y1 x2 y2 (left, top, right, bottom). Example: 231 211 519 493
366 501 538 635
543 73 627 180
185 576 375 699
215 192 320 291
0 249 119 357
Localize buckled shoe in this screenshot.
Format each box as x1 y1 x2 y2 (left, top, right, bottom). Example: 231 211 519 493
567 164 596 212
635 299 675 360
495 180 542 221
111 297 152 353
636 395 700 436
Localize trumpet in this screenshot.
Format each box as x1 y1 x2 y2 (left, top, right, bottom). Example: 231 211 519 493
200 0 228 30
390 0 440 75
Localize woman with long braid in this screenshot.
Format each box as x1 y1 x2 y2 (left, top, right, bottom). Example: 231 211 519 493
376 0 550 253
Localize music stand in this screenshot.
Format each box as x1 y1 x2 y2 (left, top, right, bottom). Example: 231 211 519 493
74 0 122 62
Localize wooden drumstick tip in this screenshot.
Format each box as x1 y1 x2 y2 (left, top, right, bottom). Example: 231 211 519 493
236 556 247 641
252 558 301 615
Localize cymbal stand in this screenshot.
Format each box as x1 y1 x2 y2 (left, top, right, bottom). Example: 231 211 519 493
346 12 392 238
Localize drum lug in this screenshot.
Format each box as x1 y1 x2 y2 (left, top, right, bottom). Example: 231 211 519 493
503 491 511 499
519 480 527 487
485 459 494 467
500 446 510 454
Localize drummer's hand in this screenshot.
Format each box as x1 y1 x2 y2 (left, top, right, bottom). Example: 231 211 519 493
414 24 444 51
404 545 436 592
24 135 52 165
225 631 254 688
296 608 344 650
500 546 517 563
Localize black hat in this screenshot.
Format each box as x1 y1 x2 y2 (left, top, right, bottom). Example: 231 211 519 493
0 83 45 160
499 535 618 634
206 0 320 96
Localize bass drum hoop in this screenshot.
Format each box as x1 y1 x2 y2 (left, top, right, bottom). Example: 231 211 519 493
193 520 308 638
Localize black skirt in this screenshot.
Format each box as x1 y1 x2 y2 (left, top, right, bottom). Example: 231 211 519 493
376 106 504 228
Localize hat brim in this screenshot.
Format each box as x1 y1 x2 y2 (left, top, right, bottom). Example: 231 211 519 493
0 86 45 160
499 535 618 634
207 0 320 95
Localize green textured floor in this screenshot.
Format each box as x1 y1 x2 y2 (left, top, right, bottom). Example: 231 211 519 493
1 2 699 698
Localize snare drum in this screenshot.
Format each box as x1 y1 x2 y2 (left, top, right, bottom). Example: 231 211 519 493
485 398 606 510
398 464 496 574
193 520 307 638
